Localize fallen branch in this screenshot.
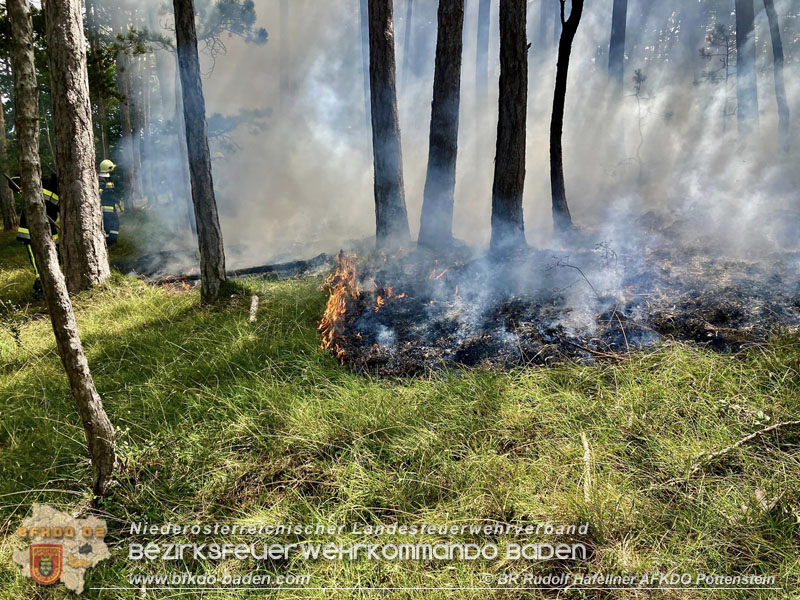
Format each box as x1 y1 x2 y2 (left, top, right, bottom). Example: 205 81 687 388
155 253 333 285
690 419 800 474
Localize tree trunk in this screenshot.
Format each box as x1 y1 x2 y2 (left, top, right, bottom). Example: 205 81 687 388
173 0 227 303
8 0 115 498
490 0 527 253
117 53 138 211
418 0 464 248
401 0 414 91
735 0 759 134
44 0 110 293
550 0 584 237
608 0 627 93
368 0 411 249
0 101 18 230
763 0 790 153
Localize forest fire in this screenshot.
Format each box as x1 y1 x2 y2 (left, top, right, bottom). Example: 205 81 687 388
318 229 800 376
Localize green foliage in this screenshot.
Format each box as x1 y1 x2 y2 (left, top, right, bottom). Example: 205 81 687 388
0 230 798 598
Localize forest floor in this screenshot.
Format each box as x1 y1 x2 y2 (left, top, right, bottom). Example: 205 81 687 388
0 221 799 599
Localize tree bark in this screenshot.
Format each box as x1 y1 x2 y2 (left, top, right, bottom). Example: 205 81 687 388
735 0 759 135
490 0 527 254
0 101 18 230
550 0 584 237
44 0 110 293
173 0 227 302
418 0 464 248
608 0 627 93
8 0 116 498
368 0 411 249
763 0 789 153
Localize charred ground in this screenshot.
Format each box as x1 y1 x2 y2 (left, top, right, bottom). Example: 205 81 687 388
322 227 800 376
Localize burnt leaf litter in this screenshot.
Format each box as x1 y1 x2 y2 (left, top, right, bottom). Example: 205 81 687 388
327 238 800 376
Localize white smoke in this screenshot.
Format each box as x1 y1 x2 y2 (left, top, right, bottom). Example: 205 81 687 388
96 0 800 268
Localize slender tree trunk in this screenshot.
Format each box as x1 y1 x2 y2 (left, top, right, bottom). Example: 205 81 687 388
44 0 110 293
763 0 790 153
368 0 411 249
419 0 464 248
173 0 227 303
608 0 627 93
401 0 414 91
117 53 137 211
0 101 18 230
8 0 115 498
490 0 527 253
735 0 759 134
550 0 584 237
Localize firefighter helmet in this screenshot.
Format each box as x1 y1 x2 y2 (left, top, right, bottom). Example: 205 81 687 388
99 159 116 174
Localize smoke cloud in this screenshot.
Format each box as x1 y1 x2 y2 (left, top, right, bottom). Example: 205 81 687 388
98 0 800 267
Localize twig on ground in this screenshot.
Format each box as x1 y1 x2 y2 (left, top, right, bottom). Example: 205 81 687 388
690 419 800 474
581 432 593 502
249 295 259 323
547 256 599 298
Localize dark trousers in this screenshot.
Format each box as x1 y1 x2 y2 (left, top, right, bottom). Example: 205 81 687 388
103 209 119 245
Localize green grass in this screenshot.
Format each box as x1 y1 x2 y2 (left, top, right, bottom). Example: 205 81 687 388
0 228 798 599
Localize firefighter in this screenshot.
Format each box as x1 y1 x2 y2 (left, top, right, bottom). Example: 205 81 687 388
16 174 60 296
98 159 120 245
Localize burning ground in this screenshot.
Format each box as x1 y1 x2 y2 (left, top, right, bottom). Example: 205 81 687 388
320 222 800 376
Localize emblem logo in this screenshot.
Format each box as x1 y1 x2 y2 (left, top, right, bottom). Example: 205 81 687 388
30 544 63 586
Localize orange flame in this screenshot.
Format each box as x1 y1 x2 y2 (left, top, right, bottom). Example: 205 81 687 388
318 252 360 362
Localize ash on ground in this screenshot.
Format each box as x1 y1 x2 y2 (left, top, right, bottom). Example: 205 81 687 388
325 238 800 376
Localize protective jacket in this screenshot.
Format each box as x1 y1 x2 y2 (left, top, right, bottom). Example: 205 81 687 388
16 188 60 286
100 179 120 244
